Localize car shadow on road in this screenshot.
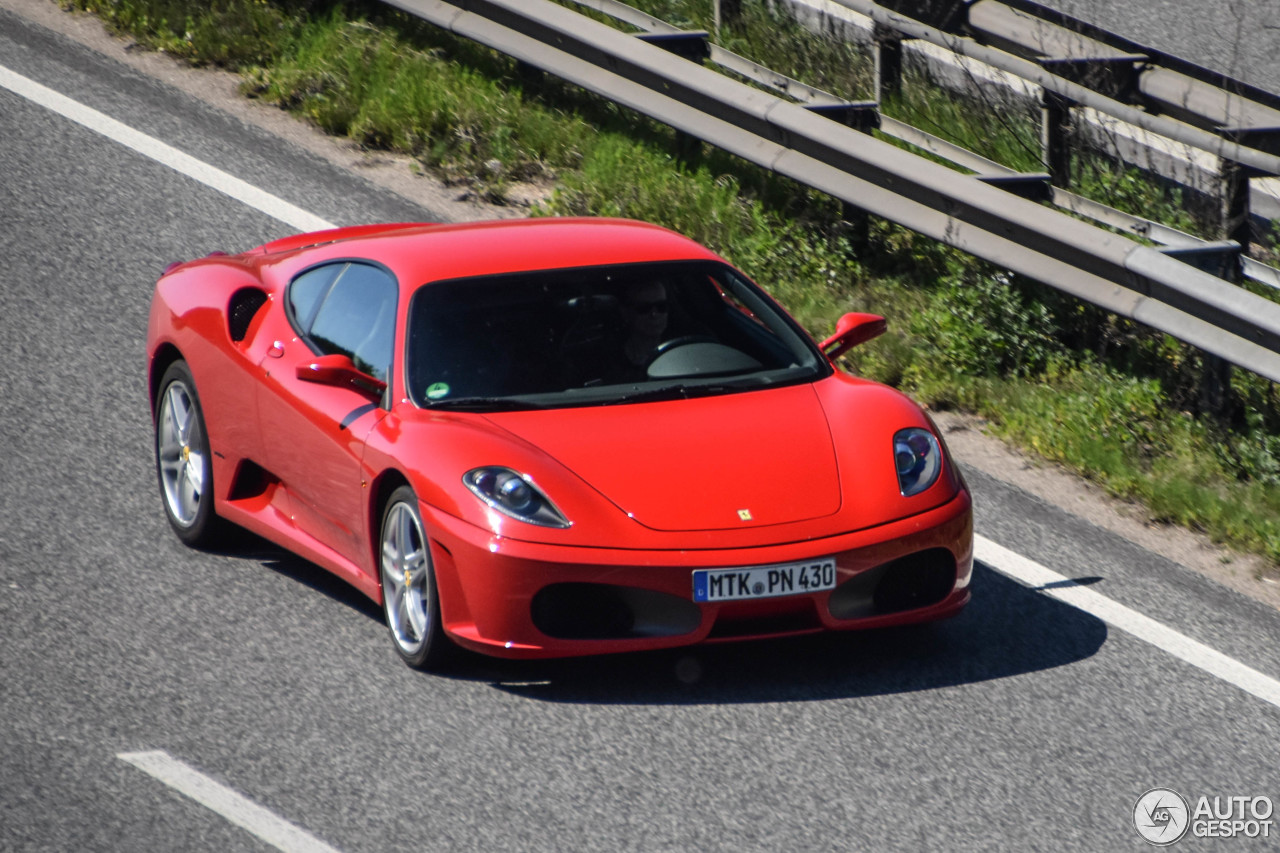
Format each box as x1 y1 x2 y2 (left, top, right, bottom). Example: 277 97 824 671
463 562 1108 705
214 530 385 623
227 533 1109 705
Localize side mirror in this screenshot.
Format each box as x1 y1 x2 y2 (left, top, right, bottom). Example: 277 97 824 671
820 313 887 362
297 353 387 400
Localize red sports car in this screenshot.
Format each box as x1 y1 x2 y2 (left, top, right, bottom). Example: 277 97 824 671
148 218 971 668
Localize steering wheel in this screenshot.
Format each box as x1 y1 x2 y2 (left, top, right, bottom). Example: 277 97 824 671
646 335 716 365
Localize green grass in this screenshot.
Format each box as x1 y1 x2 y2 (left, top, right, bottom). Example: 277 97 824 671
926 360 1280 562
65 0 1280 571
564 0 876 99
883 75 1208 236
240 12 592 190
70 0 309 66
569 0 1207 236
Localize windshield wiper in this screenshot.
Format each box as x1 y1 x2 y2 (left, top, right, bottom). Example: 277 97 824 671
602 382 747 406
424 396 546 411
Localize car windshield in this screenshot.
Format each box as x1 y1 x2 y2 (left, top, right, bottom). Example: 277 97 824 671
406 261 828 410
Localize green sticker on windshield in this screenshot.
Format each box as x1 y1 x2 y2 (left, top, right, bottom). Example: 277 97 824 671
426 382 451 400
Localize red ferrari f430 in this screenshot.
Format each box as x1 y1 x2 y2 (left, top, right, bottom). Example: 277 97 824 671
147 218 972 668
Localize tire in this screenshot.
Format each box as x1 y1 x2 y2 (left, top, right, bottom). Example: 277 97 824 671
154 360 222 548
380 486 452 670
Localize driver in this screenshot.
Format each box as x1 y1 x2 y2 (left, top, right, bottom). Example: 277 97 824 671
617 279 669 376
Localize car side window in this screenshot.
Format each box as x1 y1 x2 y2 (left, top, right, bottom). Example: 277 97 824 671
292 262 398 382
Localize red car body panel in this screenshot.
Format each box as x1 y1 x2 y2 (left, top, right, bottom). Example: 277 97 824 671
418 491 971 658
147 218 972 659
483 386 843 531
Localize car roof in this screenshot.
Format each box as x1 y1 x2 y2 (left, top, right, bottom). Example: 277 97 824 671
252 218 724 289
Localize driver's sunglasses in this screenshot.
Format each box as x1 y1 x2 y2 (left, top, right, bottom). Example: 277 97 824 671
629 299 668 315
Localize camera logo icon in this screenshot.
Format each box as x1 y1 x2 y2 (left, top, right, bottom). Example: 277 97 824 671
1134 788 1191 846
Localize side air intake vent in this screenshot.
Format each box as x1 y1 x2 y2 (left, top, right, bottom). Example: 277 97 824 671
228 288 268 342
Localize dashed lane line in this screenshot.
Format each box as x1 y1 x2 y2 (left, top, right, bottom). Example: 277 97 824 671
118 751 343 853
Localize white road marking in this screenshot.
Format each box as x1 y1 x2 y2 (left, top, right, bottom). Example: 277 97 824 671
118 750 342 853
977 534 1280 710
0 64 336 233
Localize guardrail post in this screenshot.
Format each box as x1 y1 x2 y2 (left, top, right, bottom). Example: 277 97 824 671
807 102 882 251
715 0 741 29
1042 91 1074 185
516 60 544 90
1218 128 1280 250
1201 348 1234 422
1162 242 1244 418
830 202 871 253
675 129 702 166
1217 157 1252 252
874 24 903 101
635 31 712 166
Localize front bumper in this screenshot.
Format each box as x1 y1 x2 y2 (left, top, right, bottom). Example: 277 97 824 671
423 489 973 659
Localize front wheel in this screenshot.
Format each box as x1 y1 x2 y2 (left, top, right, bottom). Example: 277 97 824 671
154 360 222 547
380 486 451 670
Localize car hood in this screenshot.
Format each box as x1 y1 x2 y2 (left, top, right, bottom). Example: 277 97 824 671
483 384 841 532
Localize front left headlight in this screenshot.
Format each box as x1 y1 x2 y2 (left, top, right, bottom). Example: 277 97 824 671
894 428 943 497
463 467 572 528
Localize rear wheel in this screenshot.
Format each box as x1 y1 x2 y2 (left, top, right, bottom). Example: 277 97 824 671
380 486 451 669
154 360 221 547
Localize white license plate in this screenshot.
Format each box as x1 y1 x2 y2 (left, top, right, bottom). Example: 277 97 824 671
692 558 837 602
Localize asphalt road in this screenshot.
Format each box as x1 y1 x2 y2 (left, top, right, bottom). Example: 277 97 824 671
2 5 1280 851
1036 0 1280 94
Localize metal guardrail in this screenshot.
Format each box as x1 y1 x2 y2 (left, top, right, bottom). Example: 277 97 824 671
822 0 1280 249
832 0 1280 178
955 0 1280 249
567 0 1280 294
965 0 1280 135
381 0 1280 384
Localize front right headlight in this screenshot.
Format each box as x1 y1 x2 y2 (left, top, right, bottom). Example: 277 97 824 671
463 467 572 528
894 428 942 497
